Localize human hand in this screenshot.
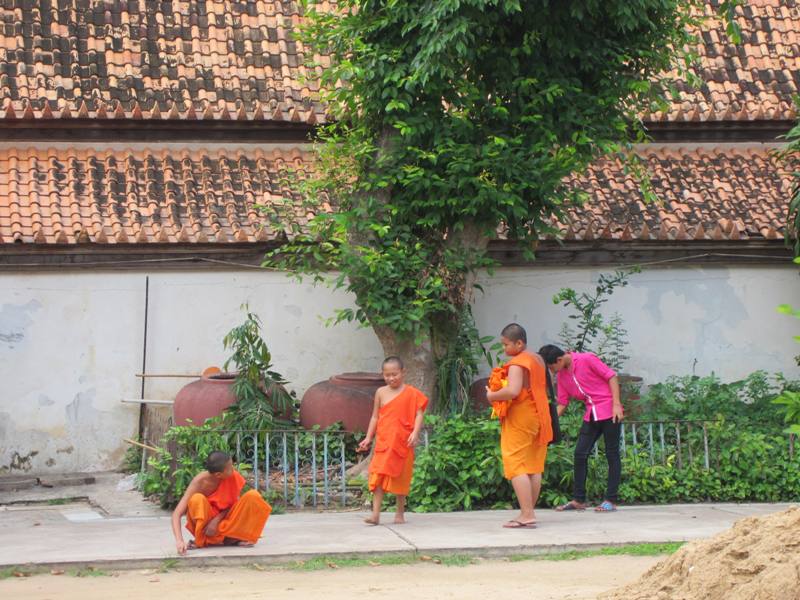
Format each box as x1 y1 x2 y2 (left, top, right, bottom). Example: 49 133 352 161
357 438 371 453
407 432 419 448
176 539 188 556
612 404 624 423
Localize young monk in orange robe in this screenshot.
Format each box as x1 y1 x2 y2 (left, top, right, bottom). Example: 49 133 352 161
171 451 272 555
357 356 429 525
486 323 553 528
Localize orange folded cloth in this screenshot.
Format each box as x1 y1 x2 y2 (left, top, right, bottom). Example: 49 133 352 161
488 365 510 419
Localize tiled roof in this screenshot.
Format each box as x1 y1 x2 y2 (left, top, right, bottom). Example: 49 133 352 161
0 1 798 124
0 144 787 245
563 144 788 241
0 146 320 244
644 0 800 123
0 0 329 124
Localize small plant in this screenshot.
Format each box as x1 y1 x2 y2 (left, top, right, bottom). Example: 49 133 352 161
434 306 496 417
221 306 296 430
121 442 143 473
552 268 640 371
141 422 230 508
773 391 800 435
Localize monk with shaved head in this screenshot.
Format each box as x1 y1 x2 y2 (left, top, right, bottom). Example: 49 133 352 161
486 323 553 528
357 356 429 525
171 450 272 555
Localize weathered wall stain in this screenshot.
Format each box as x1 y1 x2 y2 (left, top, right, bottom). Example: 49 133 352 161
0 300 41 348
2 450 39 473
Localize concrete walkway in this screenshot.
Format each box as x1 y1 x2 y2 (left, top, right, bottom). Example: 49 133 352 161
0 473 794 570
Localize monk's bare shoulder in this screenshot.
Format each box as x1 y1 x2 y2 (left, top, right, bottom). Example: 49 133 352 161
191 471 219 495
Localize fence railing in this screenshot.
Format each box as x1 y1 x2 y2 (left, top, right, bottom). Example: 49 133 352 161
617 419 716 469
225 429 352 509
219 422 797 508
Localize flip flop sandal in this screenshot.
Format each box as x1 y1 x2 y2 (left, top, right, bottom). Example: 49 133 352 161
595 501 617 512
502 520 537 529
556 501 586 511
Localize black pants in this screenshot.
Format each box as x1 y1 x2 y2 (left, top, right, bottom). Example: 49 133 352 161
573 417 621 503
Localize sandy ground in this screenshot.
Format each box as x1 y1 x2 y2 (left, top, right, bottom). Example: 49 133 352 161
0 555 659 600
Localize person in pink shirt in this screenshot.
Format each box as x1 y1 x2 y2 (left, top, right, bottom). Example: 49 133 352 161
538 344 624 512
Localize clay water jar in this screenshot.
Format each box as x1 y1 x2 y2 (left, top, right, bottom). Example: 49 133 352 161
173 373 237 426
300 372 385 433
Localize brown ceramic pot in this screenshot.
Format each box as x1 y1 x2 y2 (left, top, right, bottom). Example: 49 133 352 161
173 373 237 426
173 373 294 426
469 377 491 412
300 372 385 433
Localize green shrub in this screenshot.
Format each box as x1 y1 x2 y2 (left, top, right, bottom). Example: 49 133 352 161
409 413 800 513
141 422 231 508
409 416 511 512
634 371 795 428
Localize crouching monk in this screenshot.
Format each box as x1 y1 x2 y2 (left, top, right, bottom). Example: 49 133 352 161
171 451 272 555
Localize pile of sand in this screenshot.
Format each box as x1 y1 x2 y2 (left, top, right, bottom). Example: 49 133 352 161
601 506 800 600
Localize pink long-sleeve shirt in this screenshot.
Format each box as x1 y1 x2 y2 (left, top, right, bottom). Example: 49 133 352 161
556 352 618 422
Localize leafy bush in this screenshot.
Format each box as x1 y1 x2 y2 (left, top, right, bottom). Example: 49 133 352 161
221 307 297 430
141 422 231 508
409 416 510 512
634 371 796 429
553 268 639 371
409 400 800 513
619 421 800 504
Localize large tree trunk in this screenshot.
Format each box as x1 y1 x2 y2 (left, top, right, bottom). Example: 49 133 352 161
369 223 490 407
373 324 439 403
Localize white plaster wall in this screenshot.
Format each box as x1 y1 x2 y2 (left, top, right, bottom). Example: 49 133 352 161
472 266 800 382
1 264 798 474
0 270 383 474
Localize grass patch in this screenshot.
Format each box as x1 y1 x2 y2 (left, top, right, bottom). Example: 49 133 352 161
158 558 180 573
508 542 684 563
285 554 419 571
283 553 481 571
46 498 72 506
0 567 18 580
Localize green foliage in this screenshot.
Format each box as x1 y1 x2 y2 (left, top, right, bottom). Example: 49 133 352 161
267 1 700 355
552 268 639 370
409 372 800 512
773 390 800 436
778 111 800 255
140 422 230 508
636 371 793 429
619 421 800 503
409 416 510 512
121 442 142 473
434 306 495 417
221 307 296 430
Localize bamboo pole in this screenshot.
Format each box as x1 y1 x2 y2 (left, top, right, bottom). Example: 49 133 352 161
123 438 161 453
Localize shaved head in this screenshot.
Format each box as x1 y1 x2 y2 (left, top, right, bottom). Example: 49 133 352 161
501 323 527 344
382 356 404 369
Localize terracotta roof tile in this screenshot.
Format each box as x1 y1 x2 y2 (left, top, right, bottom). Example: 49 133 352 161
1 1 797 124
0 143 789 246
645 0 800 122
561 144 791 242
0 146 313 244
0 0 325 124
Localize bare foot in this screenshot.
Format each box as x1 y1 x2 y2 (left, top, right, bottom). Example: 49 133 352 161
393 515 406 524
364 516 380 526
223 538 254 547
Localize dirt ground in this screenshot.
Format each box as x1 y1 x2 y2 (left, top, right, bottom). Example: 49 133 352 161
1 555 659 600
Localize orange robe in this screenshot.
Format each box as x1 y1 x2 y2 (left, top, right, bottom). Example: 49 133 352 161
500 352 553 479
368 385 429 496
186 471 272 548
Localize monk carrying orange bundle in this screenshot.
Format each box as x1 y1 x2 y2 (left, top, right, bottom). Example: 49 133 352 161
171 451 272 555
357 356 429 525
486 323 553 529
